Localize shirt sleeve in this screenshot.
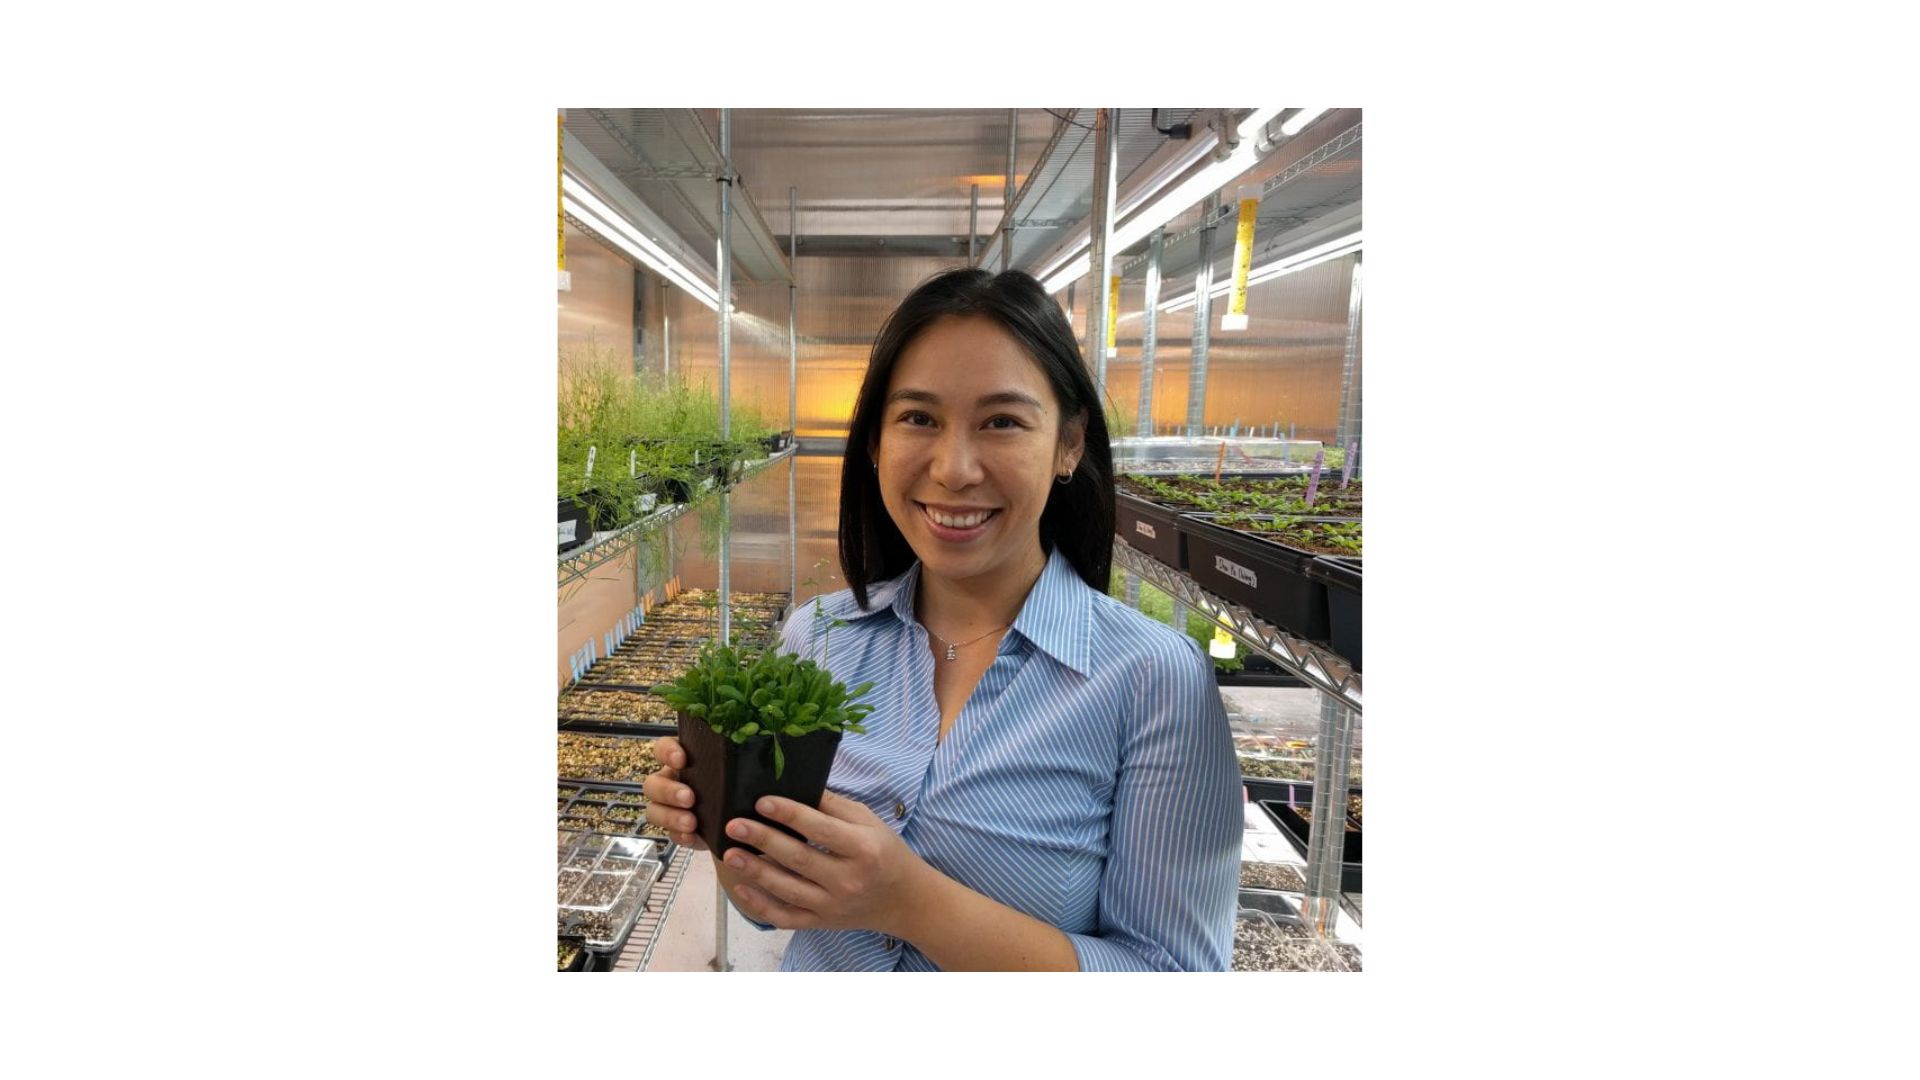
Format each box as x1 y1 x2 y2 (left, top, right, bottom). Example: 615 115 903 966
1067 633 1242 971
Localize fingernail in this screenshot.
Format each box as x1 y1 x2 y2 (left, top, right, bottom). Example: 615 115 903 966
756 798 776 815
728 820 749 839
679 790 693 807
725 852 745 869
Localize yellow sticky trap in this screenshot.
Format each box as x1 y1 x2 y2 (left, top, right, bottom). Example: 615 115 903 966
1221 184 1259 332
1106 274 1121 351
1209 626 1237 659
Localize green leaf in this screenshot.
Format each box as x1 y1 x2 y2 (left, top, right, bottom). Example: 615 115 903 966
716 684 747 703
772 734 785 779
737 721 760 738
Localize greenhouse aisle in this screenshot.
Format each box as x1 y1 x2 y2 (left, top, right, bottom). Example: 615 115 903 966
646 850 793 971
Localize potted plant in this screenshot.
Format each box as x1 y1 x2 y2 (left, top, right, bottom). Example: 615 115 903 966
649 605 874 857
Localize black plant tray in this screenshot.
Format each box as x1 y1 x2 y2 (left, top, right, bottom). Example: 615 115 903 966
1114 491 1188 569
1179 513 1336 643
1304 555 1362 672
558 719 679 738
558 935 590 972
558 498 592 553
1257 798 1362 885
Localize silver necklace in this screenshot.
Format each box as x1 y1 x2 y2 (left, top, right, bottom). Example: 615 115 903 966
928 622 1011 661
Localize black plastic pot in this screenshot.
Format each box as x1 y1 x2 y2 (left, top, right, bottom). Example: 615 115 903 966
1114 490 1189 569
1180 514 1333 643
677 713 841 858
1304 556 1362 671
559 498 592 553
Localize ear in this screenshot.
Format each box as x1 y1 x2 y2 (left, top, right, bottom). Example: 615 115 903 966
1055 410 1087 475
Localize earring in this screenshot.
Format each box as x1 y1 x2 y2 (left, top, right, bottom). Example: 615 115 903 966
1055 471 1073 485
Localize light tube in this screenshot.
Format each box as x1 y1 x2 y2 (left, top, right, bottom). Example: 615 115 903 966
561 175 722 309
563 194 717 308
1237 106 1286 140
1157 232 1362 313
1280 108 1328 136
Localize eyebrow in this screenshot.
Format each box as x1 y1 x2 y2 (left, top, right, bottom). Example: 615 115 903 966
885 389 1044 410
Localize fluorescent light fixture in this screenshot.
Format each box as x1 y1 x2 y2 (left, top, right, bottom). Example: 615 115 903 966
1158 231 1363 313
1045 112 1291 295
561 174 722 310
1236 106 1285 140
1280 108 1328 136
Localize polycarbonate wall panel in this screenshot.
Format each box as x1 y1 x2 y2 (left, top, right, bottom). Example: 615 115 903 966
557 223 636 360
1096 253 1356 442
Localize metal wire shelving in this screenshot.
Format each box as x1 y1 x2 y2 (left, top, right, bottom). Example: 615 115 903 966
557 446 795 589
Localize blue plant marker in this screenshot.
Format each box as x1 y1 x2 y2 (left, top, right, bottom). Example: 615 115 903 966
1305 449 1325 507
1342 441 1356 488
1290 422 1296 440
1280 434 1289 464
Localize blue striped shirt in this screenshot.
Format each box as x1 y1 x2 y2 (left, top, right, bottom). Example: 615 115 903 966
759 544 1242 971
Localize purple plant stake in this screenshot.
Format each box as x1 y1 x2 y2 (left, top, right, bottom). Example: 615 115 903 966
1304 450 1325 508
1341 441 1356 489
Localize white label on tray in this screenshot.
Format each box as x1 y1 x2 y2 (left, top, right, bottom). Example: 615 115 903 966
559 520 578 544
1134 520 1157 540
1215 555 1258 588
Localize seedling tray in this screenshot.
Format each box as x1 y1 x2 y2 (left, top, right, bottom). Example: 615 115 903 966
1304 555 1362 671
1114 491 1188 569
1180 513 1336 643
1237 888 1299 919
556 783 679 851
557 731 666 786
1231 908 1359 972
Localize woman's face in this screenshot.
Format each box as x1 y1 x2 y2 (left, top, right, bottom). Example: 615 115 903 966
874 314 1082 589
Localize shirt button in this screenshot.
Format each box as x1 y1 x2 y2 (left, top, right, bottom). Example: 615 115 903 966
884 936 897 950
893 801 906 820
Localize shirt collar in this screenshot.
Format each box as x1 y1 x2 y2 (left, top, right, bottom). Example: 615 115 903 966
852 547 1093 678
1007 545 1094 677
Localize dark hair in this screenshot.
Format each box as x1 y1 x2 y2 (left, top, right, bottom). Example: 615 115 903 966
839 267 1115 609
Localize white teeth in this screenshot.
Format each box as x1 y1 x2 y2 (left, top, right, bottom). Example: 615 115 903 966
927 507 992 529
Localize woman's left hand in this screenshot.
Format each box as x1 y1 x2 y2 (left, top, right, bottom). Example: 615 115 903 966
720 790 935 938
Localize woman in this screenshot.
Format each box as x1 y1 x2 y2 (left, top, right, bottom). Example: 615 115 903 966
643 267 1241 970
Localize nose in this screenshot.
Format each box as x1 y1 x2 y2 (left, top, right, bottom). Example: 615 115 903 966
928 428 984 491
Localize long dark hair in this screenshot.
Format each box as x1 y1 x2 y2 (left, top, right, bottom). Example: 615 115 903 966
839 267 1115 609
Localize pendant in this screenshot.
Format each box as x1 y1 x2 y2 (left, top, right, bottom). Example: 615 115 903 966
945 644 957 661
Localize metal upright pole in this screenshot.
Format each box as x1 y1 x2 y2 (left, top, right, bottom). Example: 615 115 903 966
788 186 799 602
1002 109 1017 273
714 108 734 974
1123 572 1141 610
1086 109 1116 388
968 183 979 267
1185 192 1221 437
1336 252 1363 468
716 108 734 648
1136 227 1165 438
1299 693 1358 939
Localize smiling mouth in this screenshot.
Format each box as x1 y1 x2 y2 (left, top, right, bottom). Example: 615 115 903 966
918 502 1001 532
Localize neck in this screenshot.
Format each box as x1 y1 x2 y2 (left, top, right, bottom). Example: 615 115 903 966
916 542 1049 638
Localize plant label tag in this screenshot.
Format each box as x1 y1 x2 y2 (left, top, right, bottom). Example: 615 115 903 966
1341 441 1356 488
585 446 597 481
1135 520 1157 540
1215 555 1258 588
559 520 577 545
630 449 636 476
1305 450 1325 507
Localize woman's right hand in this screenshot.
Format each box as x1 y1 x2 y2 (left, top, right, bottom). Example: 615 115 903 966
643 737 707 851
